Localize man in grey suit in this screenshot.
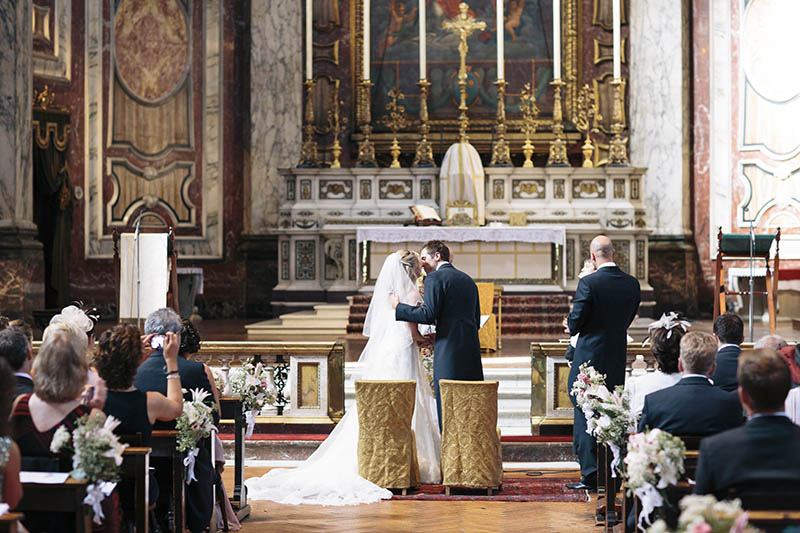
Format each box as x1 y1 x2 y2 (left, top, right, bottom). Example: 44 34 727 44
391 240 484 429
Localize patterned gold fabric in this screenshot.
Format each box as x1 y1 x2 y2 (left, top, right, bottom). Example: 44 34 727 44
355 380 420 489
476 282 497 351
439 380 502 490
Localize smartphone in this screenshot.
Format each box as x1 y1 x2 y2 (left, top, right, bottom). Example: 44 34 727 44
81 385 95 406
151 335 165 349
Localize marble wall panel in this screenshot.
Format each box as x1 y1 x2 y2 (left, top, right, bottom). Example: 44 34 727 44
33 0 71 81
249 0 302 233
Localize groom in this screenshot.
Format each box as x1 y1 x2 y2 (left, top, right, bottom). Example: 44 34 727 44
391 239 484 429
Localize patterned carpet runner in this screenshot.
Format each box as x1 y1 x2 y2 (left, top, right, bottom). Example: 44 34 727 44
391 477 588 502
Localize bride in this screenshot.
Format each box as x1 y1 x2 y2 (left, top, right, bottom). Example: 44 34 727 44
245 250 442 506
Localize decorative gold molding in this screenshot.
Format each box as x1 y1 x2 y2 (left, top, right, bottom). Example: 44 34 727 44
592 0 627 30
313 0 341 32
593 73 627 135
593 37 626 65
313 41 339 66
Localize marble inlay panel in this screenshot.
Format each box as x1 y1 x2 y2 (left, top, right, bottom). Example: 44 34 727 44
250 0 302 232
295 239 316 280
630 0 687 236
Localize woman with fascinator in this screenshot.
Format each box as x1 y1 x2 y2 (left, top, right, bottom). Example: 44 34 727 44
245 251 441 506
626 312 691 415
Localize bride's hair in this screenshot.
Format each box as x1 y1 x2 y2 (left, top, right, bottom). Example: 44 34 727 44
398 250 421 283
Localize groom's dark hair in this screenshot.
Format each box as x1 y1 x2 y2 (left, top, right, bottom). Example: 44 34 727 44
422 240 450 262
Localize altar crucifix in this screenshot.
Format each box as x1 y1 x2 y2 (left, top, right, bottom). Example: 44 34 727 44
439 2 487 225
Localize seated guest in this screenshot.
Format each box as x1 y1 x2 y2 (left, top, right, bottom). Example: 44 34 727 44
92 324 184 519
0 358 23 509
639 331 743 435
626 313 688 415
755 334 800 386
0 327 34 397
710 312 744 392
7 319 32 345
695 349 800 495
134 308 215 533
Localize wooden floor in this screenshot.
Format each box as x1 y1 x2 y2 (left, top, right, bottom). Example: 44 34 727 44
223 467 598 533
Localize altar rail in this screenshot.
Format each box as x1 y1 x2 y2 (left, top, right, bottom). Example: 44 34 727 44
529 341 755 434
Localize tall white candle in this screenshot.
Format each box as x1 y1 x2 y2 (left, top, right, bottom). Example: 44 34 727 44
612 0 621 78
363 0 370 81
419 0 426 79
553 0 561 79
497 0 504 79
305 0 312 80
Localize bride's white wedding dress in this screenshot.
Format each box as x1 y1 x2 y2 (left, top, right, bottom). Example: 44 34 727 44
245 253 441 506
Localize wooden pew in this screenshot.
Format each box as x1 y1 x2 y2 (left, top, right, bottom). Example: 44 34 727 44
596 443 622 530
219 397 250 522
150 430 186 533
120 446 151 533
16 476 92 533
0 513 24 533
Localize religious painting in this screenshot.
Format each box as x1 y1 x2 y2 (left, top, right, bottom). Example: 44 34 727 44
364 0 561 130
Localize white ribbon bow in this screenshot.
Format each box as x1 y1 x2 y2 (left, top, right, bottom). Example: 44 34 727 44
608 442 621 478
184 447 200 485
635 483 664 531
83 482 106 525
245 410 256 439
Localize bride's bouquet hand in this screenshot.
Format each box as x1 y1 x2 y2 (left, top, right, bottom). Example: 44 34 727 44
389 292 400 309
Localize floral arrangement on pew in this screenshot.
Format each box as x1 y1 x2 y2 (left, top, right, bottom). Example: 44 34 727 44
50 413 128 524
571 362 638 477
227 358 277 438
176 388 217 484
646 494 759 533
624 428 686 531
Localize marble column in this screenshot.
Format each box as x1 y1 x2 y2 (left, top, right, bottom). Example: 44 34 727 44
243 0 303 317
0 0 44 320
629 0 697 315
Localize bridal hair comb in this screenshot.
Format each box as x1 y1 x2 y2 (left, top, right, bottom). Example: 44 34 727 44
642 312 691 346
49 302 99 334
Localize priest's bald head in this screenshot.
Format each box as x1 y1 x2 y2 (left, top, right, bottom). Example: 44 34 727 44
589 235 614 268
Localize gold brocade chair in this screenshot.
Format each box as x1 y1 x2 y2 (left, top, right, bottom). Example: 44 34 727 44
476 282 501 352
355 380 420 494
439 379 503 495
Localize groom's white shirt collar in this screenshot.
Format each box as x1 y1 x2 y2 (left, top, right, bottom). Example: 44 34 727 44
596 262 616 270
436 261 450 271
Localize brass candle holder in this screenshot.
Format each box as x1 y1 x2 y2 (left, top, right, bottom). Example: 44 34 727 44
574 84 599 168
298 79 320 167
382 86 409 168
327 93 346 168
608 78 629 166
547 78 569 166
356 79 377 167
519 83 540 168
490 79 512 166
413 79 435 167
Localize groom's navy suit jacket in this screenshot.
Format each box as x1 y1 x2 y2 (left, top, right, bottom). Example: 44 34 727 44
395 263 484 424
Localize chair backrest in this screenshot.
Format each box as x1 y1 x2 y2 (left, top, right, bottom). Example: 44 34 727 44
475 282 495 316
719 479 800 511
439 380 499 436
354 380 416 430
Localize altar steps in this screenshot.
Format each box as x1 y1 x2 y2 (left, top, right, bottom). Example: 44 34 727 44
347 294 569 338
244 304 350 340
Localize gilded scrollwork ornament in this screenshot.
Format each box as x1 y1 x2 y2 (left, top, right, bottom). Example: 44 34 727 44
298 79 320 168
327 91 347 169
490 79 512 166
608 78 629 166
574 84 600 168
382 86 409 168
547 79 569 166
413 79 435 167
356 80 378 167
519 83 540 168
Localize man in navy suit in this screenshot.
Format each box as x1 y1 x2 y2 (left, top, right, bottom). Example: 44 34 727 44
695 349 800 495
134 308 216 533
566 235 640 491
638 331 743 435
392 239 484 430
710 312 744 392
0 327 34 397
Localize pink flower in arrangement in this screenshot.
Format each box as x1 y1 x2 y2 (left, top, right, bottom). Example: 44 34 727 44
689 522 712 533
731 512 750 533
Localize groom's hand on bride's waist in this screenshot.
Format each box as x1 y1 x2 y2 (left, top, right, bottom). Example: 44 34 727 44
389 292 400 309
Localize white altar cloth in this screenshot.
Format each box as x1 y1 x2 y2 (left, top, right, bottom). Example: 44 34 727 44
356 225 566 246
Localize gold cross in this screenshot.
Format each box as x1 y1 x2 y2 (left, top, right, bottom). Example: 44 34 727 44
442 3 486 142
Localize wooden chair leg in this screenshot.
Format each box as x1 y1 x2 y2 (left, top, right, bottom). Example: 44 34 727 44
487 488 493 496
401 488 407 496
445 486 450 496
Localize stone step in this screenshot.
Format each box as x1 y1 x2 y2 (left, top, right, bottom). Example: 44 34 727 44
221 439 572 463
312 304 352 318
244 319 345 340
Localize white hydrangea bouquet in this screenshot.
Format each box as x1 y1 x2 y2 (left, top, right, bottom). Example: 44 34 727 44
227 358 277 438
50 413 128 524
647 495 759 533
571 363 637 477
176 388 217 484
625 428 686 530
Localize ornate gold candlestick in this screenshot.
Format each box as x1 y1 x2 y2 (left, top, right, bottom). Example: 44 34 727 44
574 84 599 168
382 87 409 168
490 79 512 166
298 79 320 167
547 78 568 166
413 79 435 166
519 83 540 168
356 80 377 167
327 93 346 168
443 3 486 143
608 78 629 165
